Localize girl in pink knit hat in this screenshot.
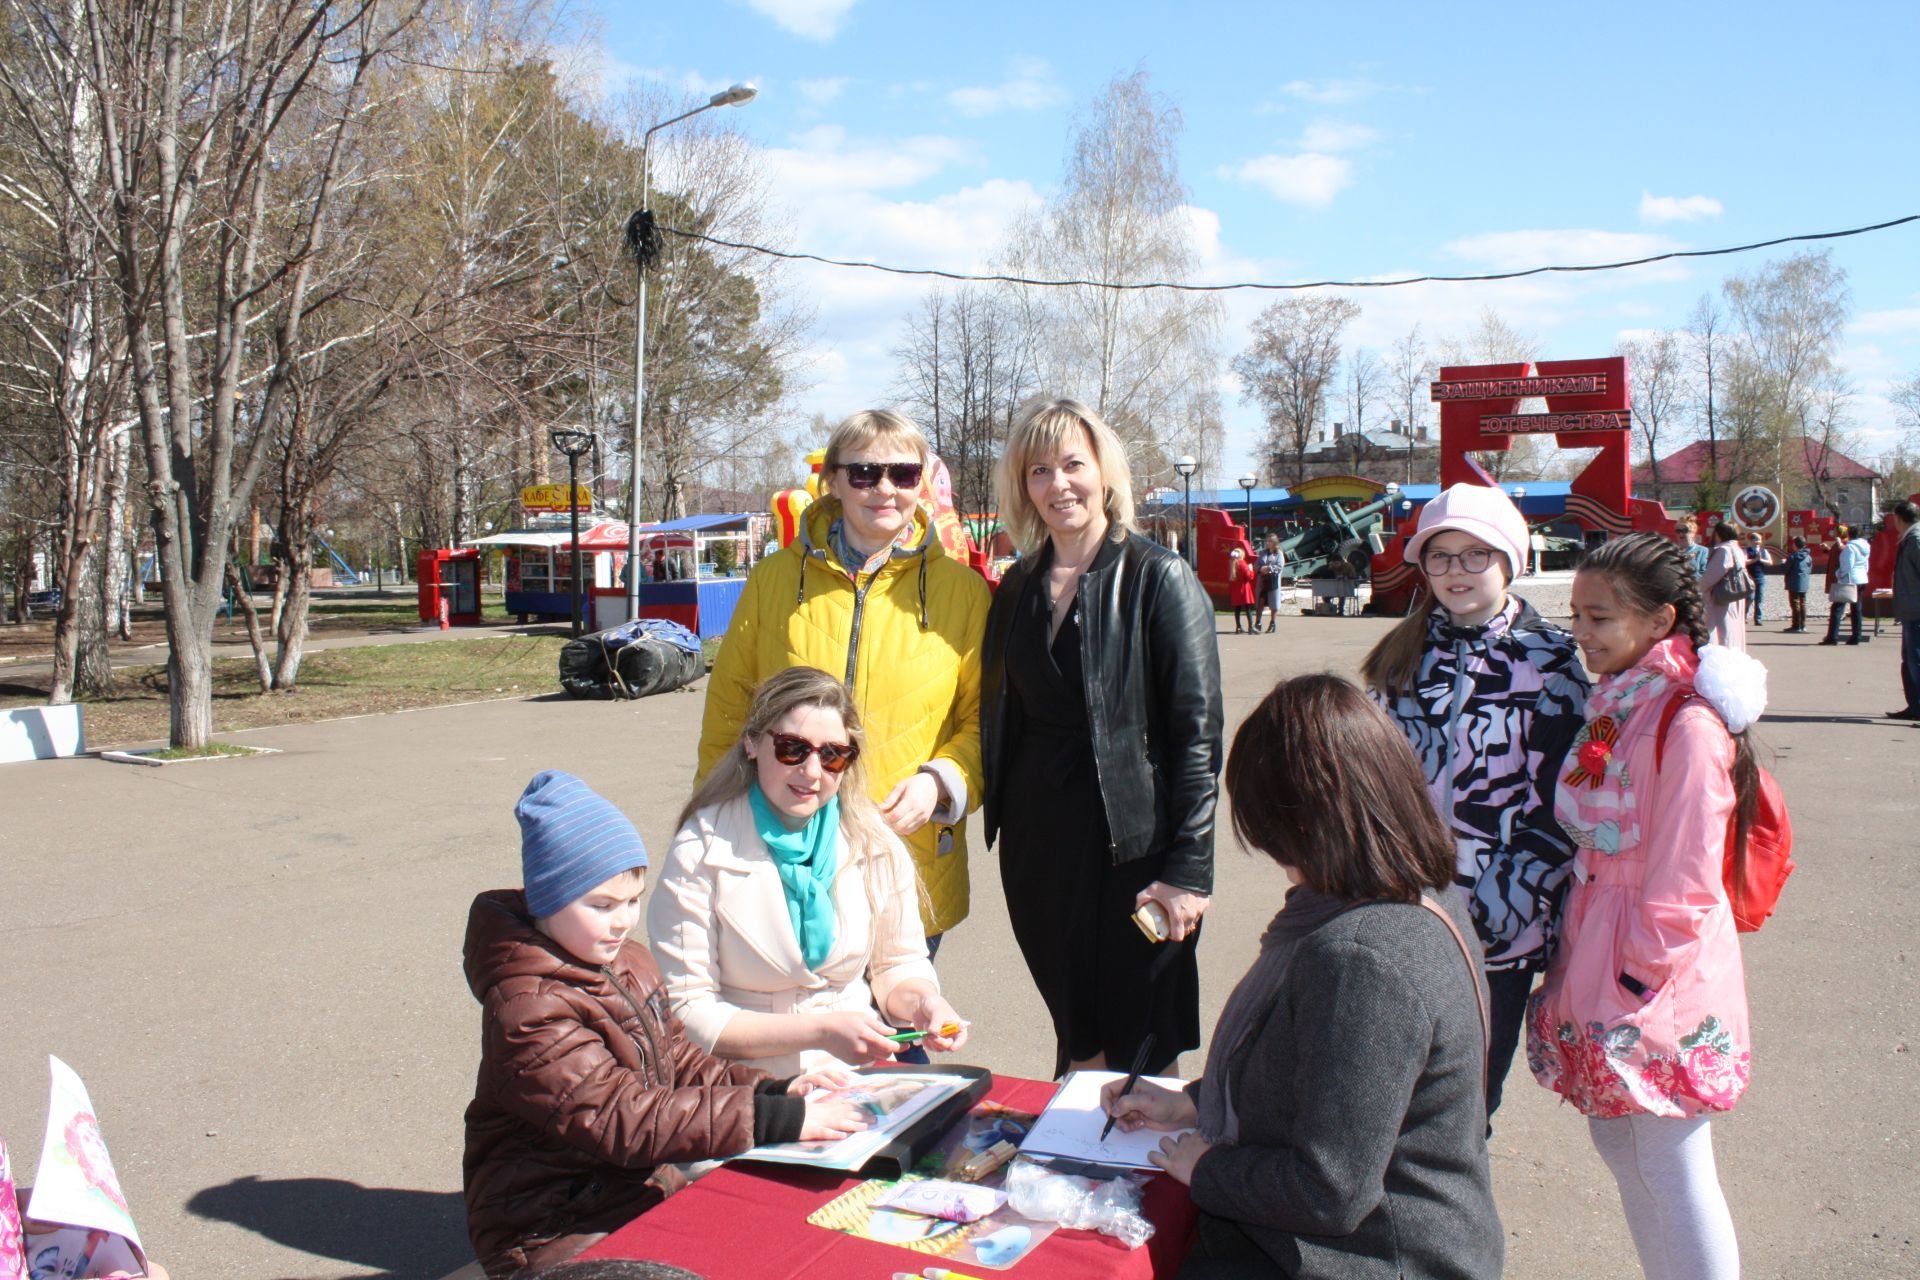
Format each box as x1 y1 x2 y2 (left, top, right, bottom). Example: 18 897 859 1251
1360 482 1590 1123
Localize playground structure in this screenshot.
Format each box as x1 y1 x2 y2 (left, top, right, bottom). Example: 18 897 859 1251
1176 356 1680 617
1370 356 1677 614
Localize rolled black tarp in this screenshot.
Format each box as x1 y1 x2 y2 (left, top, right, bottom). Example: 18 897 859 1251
558 619 703 700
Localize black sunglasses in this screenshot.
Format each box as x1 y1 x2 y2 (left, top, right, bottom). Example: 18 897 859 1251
769 732 860 774
837 462 924 490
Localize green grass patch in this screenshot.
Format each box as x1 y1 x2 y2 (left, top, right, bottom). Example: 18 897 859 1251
305 600 440 630
0 635 571 749
146 741 261 760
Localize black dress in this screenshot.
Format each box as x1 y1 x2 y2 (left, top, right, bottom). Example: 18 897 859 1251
998 557 1200 1078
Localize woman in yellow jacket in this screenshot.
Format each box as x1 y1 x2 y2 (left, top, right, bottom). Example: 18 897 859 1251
698 410 990 951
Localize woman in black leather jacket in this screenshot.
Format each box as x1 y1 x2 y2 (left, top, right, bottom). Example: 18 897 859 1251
982 397 1223 1076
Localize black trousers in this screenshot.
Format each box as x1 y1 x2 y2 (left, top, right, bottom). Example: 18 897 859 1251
1485 968 1535 1122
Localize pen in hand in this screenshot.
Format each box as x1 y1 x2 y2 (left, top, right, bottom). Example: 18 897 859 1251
885 1020 965 1044
1099 1032 1158 1143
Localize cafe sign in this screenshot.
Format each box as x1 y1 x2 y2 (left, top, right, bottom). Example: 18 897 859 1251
521 483 592 514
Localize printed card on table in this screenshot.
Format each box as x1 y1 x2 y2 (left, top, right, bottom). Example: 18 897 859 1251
19 1056 149 1278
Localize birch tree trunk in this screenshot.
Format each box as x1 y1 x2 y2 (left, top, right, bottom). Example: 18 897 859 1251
100 428 134 640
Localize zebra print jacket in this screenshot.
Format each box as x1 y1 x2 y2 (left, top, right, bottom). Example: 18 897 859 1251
1374 597 1590 972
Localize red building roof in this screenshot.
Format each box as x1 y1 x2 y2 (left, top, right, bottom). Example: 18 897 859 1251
1632 437 1879 487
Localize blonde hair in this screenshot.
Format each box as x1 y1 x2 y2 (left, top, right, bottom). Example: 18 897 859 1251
677 667 920 917
823 409 931 474
994 397 1135 553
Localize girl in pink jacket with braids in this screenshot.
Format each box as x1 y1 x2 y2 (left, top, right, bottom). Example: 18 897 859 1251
1529 532 1769 1280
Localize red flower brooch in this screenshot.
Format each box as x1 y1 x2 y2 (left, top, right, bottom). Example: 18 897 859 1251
1564 716 1619 790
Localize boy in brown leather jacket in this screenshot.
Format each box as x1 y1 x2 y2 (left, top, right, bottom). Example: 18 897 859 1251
462 771 866 1276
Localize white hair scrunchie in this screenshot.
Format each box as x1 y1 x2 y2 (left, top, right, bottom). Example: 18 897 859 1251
1694 643 1769 734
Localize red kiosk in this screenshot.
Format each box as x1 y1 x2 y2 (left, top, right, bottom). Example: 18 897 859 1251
417 547 482 626
1371 356 1677 614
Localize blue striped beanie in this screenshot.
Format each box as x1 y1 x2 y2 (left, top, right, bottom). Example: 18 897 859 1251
516 770 649 919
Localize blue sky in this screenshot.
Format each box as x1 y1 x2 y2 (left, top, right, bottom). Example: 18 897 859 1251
580 0 1920 483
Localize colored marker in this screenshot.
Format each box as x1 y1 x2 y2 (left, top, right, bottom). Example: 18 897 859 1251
885 1020 965 1043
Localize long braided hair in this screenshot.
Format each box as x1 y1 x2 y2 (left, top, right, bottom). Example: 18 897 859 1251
1577 533 1760 876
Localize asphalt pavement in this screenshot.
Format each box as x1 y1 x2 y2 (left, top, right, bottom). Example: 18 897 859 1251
0 608 1914 1279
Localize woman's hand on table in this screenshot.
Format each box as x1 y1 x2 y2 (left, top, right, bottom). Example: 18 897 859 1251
815 1010 900 1064
1137 882 1210 942
1099 1077 1198 1132
1149 1130 1212 1186
798 1093 873 1142
787 1067 851 1096
880 772 941 835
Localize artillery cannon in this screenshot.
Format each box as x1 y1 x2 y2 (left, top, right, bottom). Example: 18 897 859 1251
1277 492 1395 580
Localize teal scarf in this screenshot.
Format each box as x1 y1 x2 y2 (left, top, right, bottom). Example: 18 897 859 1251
748 784 841 970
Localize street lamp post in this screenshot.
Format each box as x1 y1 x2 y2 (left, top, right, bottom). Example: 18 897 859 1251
1175 455 1198 568
1383 481 1400 536
551 427 596 637
1238 472 1257 544
625 82 757 622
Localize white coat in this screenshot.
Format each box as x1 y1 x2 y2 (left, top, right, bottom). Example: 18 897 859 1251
647 792 938 1077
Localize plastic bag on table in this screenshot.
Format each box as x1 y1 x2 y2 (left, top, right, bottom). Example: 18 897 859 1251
1003 1156 1155 1249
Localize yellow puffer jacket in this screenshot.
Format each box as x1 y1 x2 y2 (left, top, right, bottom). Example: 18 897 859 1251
697 499 990 935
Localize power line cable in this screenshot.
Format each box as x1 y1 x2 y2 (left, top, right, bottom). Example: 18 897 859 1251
658 213 1918 293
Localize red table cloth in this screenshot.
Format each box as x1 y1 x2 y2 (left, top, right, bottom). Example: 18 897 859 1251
581 1074 1198 1279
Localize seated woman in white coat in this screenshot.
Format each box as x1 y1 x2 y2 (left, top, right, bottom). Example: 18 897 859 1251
649 665 970 1076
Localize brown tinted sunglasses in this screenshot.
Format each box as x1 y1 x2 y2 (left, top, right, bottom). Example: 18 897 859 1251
769 732 860 774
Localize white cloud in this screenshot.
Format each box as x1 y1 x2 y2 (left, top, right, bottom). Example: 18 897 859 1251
797 77 848 106
760 126 976 199
1279 77 1381 105
625 64 738 100
1296 120 1379 152
1852 308 1920 337
1442 229 1681 273
773 177 1040 417
946 58 1068 117
1639 192 1724 224
745 0 857 40
1222 153 1353 207
1220 119 1377 208
546 44 721 102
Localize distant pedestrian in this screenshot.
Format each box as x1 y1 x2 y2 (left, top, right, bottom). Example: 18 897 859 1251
1674 519 1710 578
1782 536 1813 633
1744 532 1775 625
650 549 668 583
1701 523 1748 652
1886 500 1920 721
1254 533 1285 632
1821 523 1871 645
1228 547 1257 633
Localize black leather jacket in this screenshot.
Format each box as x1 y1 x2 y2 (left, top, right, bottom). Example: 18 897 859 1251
982 532 1223 893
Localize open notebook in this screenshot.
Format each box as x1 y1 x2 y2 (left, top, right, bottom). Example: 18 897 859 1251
736 1065 991 1177
1017 1070 1197 1171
